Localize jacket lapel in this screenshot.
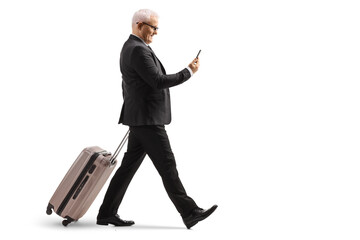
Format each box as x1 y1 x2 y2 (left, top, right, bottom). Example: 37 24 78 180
148 47 166 74
151 52 166 75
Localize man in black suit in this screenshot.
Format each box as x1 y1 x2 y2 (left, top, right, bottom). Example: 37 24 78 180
97 9 217 229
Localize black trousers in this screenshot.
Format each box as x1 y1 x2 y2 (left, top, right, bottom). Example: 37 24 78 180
99 125 198 218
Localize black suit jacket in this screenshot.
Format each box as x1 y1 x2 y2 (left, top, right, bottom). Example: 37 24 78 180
118 35 191 126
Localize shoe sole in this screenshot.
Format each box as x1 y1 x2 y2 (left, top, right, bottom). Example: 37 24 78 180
96 220 134 227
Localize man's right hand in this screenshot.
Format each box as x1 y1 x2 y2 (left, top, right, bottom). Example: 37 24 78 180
188 58 200 74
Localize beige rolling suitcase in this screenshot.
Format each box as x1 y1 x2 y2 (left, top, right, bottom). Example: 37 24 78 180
46 130 129 226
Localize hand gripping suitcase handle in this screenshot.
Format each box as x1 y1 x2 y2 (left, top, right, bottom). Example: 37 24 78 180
109 129 130 165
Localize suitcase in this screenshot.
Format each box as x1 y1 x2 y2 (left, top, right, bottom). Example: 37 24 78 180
46 130 129 226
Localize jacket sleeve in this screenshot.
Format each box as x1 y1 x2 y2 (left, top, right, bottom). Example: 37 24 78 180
131 46 191 89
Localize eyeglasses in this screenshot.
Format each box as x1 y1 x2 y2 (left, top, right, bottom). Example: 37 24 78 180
136 22 159 31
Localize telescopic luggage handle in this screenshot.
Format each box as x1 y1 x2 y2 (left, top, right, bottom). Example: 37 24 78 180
109 129 130 165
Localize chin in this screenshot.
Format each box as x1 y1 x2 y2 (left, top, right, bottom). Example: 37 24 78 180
147 36 154 44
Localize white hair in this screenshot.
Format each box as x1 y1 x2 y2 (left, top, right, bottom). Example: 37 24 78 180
132 9 159 26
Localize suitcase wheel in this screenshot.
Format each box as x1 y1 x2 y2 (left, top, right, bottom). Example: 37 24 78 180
46 203 54 215
62 216 75 227
62 219 70 226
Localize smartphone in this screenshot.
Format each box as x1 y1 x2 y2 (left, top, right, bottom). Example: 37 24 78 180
196 50 201 59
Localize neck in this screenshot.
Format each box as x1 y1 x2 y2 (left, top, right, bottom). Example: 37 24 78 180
131 33 148 46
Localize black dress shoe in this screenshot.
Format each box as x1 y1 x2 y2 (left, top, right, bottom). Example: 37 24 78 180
97 214 134 226
183 205 218 229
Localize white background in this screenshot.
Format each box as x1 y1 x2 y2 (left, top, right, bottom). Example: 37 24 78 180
1 0 360 239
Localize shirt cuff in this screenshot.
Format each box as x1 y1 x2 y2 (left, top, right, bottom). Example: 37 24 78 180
186 67 193 77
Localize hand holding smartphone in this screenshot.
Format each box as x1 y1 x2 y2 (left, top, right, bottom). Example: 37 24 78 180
188 50 201 74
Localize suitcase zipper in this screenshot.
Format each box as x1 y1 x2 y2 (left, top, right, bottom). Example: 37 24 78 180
56 152 100 216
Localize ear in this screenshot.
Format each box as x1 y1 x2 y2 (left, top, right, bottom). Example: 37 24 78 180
136 22 143 30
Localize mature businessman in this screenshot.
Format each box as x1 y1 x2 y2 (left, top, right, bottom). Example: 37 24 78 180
97 9 217 229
